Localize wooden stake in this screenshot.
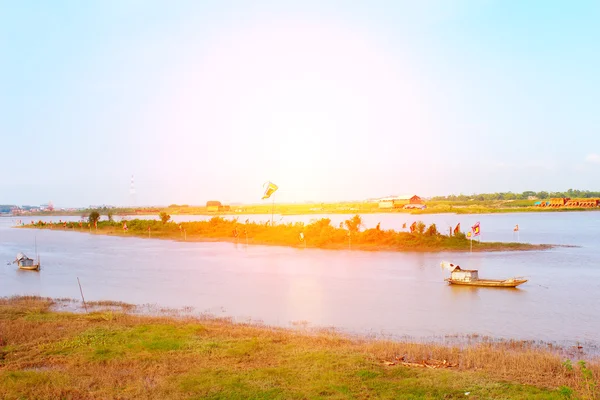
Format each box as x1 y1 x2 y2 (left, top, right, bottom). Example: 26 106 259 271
77 277 88 313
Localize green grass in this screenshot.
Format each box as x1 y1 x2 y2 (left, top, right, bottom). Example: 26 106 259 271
1 297 595 399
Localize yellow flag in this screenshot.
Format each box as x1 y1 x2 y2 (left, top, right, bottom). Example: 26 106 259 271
262 181 278 200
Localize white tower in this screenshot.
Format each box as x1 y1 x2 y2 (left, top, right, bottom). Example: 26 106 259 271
129 175 136 207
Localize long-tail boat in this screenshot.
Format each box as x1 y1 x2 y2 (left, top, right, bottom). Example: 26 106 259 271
441 261 527 288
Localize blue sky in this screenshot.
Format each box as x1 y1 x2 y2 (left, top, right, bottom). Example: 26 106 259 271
1 0 599 207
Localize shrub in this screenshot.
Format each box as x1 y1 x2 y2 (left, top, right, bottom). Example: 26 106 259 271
159 212 171 224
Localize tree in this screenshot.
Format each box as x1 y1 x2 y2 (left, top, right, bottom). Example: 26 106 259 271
159 212 171 224
88 211 100 225
536 191 549 199
425 223 438 236
344 215 363 234
416 221 426 235
106 210 114 222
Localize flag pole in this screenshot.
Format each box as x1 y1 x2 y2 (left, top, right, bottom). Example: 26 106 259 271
271 198 274 227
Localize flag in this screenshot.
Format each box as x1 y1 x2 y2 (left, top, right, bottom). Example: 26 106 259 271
472 222 480 236
410 222 417 233
262 181 278 200
299 232 304 241
453 223 460 235
514 224 519 232
402 223 407 229
467 231 472 238
123 222 128 231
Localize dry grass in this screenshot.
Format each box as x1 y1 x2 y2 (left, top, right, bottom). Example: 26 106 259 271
1 296 598 399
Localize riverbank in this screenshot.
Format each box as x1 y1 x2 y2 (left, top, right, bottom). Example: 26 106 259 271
21 217 551 253
12 204 600 218
1 296 597 399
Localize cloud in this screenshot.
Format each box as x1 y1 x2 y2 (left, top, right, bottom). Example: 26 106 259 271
585 154 600 164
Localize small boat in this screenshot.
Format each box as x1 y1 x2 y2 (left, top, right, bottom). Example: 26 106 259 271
14 252 40 271
441 261 527 288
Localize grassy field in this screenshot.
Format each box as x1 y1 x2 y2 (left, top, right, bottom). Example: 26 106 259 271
1 296 598 399
14 199 600 218
24 216 550 253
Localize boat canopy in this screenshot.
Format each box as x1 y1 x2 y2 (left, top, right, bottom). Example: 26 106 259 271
16 252 32 261
441 261 461 272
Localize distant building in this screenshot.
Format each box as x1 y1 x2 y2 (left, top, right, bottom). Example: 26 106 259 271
206 201 222 212
549 198 569 207
377 195 424 209
206 201 230 212
564 198 600 208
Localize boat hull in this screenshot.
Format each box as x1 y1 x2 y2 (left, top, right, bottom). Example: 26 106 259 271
445 278 527 288
18 264 40 271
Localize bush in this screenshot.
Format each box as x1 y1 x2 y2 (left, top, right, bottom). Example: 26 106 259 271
159 212 171 224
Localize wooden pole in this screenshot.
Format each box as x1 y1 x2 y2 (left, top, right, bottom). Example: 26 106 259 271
77 277 88 313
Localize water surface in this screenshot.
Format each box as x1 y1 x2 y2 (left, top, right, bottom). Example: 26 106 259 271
1 212 599 349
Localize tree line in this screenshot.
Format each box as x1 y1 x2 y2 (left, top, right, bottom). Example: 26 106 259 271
431 189 600 201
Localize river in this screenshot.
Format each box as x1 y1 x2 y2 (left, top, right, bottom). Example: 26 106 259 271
1 212 599 351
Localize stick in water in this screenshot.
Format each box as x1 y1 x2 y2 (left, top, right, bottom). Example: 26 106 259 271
77 277 88 313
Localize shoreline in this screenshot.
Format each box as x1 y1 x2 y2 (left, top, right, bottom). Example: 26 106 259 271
0 296 597 399
6 206 600 218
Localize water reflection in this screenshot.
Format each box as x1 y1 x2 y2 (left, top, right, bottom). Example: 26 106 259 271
447 284 526 298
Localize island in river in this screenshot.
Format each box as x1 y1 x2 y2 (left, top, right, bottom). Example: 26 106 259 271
21 216 552 253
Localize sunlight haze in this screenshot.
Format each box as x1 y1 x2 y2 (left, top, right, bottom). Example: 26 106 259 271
1 0 599 207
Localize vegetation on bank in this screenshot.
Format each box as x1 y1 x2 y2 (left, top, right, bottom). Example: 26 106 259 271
0 296 598 399
24 215 549 252
431 189 600 202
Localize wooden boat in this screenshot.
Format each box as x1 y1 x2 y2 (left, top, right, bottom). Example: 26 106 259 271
441 261 527 288
444 277 528 287
15 252 40 271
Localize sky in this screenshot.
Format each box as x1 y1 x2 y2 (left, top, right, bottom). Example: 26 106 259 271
1 0 599 207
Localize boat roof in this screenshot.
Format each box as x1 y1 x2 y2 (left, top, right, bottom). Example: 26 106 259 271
16 252 32 261
441 261 478 273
